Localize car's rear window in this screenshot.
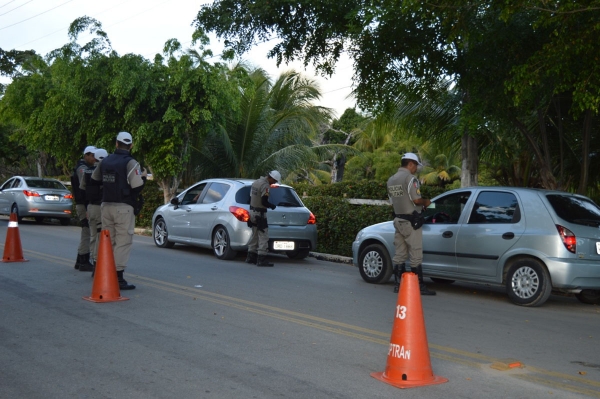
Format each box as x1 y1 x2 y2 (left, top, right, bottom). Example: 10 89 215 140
25 179 66 190
235 186 303 207
546 194 600 227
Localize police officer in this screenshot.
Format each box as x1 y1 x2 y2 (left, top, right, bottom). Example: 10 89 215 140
80 148 107 272
71 145 96 271
90 132 146 290
387 153 435 296
246 170 280 267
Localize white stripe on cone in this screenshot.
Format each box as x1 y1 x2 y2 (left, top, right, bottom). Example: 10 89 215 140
8 221 18 227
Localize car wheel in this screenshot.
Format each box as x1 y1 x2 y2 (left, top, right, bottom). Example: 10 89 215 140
358 243 393 284
286 249 310 260
10 204 22 222
506 258 552 307
213 226 237 260
575 289 600 305
34 217 45 224
153 217 175 248
430 277 455 284
59 218 71 226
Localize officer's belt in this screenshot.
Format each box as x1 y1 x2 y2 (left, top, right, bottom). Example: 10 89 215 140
395 213 414 221
250 206 267 213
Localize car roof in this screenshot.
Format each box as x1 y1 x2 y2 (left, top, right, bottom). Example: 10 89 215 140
445 186 587 197
195 178 294 189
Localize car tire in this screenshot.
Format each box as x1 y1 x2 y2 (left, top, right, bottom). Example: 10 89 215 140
358 243 393 284
286 249 310 260
506 258 552 307
59 218 71 226
575 289 600 305
430 277 455 284
153 217 175 248
34 217 44 224
212 226 237 260
10 204 22 222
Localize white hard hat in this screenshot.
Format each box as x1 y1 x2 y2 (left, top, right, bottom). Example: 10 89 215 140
83 145 96 155
268 170 281 182
93 148 108 161
402 152 423 166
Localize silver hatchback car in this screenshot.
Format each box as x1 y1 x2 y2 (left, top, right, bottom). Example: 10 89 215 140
352 187 600 306
0 176 73 225
152 178 317 260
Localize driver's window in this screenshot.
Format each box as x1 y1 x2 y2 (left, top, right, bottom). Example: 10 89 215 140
0 178 14 190
181 183 207 205
423 191 471 224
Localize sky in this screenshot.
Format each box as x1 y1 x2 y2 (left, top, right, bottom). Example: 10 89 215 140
0 0 357 117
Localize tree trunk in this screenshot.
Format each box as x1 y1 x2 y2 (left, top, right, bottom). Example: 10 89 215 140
577 109 592 195
460 131 478 187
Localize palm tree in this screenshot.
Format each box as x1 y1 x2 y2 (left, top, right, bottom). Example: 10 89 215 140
194 67 336 181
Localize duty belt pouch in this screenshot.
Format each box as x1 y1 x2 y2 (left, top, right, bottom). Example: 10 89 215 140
411 210 424 230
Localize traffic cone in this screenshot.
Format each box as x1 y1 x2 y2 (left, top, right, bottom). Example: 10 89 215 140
2 212 28 263
83 230 128 303
371 272 447 388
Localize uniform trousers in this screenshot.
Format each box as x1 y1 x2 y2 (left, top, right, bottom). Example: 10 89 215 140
76 203 90 255
101 203 135 271
247 209 269 256
87 203 102 263
392 218 423 268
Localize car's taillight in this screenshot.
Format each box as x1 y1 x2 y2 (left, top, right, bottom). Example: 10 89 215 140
556 225 576 253
64 193 73 199
23 190 40 197
229 206 250 222
307 212 316 225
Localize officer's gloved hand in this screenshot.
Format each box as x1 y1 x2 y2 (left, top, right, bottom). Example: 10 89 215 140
270 203 276 210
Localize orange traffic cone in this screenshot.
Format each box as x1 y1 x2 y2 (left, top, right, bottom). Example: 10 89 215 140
2 212 28 262
83 230 128 303
371 272 447 388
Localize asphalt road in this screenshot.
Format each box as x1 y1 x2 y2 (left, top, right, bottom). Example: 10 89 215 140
1 216 599 398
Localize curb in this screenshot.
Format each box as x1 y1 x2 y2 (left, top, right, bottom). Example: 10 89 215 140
135 228 353 265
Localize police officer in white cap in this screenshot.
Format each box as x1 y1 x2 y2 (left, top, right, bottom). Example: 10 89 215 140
387 153 435 295
80 148 108 272
246 170 281 266
71 145 96 271
90 132 147 289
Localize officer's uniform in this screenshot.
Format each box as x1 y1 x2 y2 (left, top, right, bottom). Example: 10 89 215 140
387 167 424 268
248 176 272 257
80 149 107 267
91 141 145 289
71 146 96 271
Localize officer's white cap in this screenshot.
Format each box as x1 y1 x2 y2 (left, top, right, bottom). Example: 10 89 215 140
268 170 281 182
83 145 96 155
116 131 133 144
402 152 423 166
93 148 108 161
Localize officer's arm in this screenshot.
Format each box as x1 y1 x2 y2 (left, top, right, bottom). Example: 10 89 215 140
90 163 101 184
261 195 276 210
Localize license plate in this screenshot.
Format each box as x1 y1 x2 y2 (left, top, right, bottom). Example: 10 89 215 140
45 195 59 201
273 241 295 250
597 242 600 255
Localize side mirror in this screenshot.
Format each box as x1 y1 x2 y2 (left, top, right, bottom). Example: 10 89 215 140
170 197 180 209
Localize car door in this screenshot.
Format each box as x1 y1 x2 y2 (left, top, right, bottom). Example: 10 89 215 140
0 178 15 213
421 190 472 276
454 190 525 277
167 183 208 242
187 182 232 244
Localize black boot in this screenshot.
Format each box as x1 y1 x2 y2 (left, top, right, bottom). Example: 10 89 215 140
117 270 136 290
78 253 94 272
393 263 406 293
245 252 258 264
256 255 274 267
415 265 436 296
74 254 81 270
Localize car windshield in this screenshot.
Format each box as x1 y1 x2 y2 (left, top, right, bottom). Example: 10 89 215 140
546 194 600 227
235 186 303 207
25 179 66 190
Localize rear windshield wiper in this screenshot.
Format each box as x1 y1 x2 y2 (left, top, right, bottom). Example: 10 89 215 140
572 218 600 227
276 202 299 207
